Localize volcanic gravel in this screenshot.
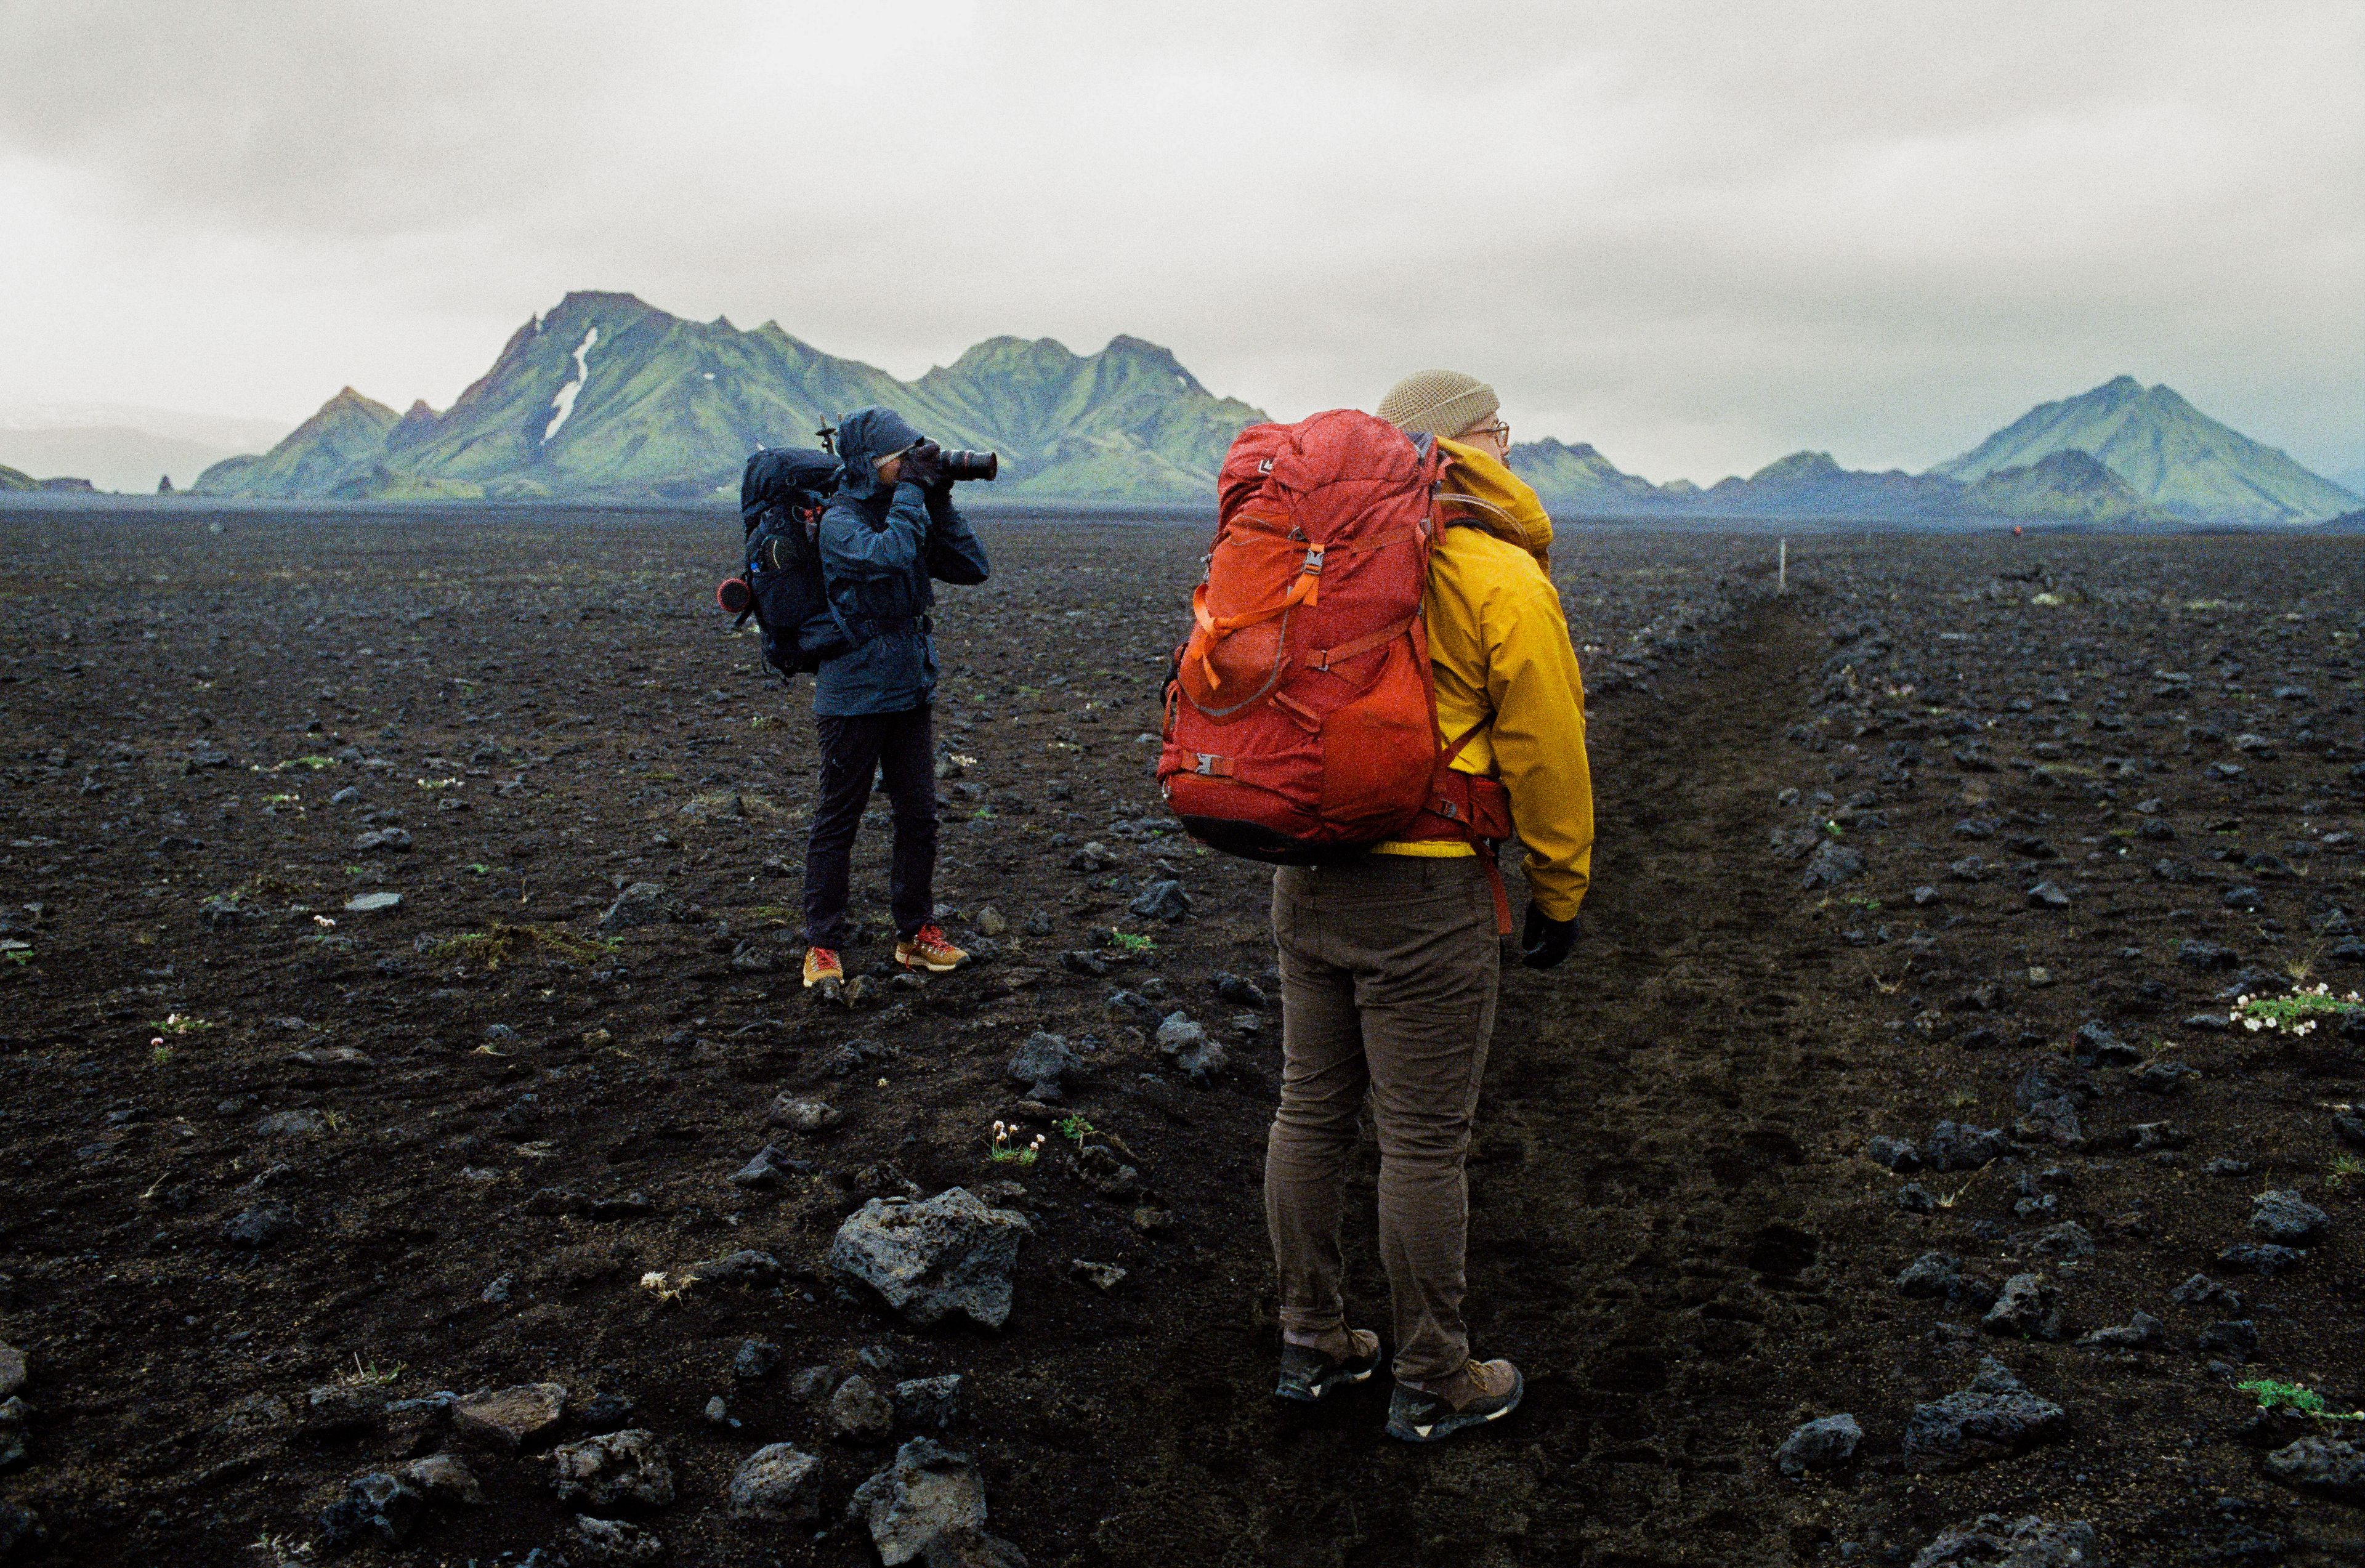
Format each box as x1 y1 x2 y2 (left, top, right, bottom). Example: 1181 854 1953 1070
0 509 2359 1566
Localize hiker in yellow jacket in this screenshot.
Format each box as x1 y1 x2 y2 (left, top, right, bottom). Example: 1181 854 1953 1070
1266 369 1593 1444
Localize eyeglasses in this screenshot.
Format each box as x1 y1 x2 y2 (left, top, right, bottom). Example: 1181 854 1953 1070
1471 421 1511 447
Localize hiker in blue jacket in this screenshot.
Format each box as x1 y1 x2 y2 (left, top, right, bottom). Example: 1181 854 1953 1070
799 405 991 988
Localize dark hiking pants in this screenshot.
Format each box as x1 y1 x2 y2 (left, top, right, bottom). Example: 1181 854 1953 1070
1265 854 1501 1386
803 705 937 948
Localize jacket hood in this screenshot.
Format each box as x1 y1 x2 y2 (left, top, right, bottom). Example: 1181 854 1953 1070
833 406 924 499
1436 437 1554 562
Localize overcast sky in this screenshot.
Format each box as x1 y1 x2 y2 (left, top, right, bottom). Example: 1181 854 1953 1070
4 0 2359 485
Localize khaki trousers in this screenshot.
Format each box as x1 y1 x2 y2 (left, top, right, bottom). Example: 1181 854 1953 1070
1264 854 1500 1385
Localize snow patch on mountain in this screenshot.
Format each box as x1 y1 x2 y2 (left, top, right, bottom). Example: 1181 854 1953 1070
542 326 599 443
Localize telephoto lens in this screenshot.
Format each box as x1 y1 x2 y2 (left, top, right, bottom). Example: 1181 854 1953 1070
941 450 998 482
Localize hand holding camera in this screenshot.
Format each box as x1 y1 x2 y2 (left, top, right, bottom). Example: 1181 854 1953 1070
898 440 947 491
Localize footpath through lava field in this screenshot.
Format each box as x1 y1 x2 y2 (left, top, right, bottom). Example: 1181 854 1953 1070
0 514 2360 1568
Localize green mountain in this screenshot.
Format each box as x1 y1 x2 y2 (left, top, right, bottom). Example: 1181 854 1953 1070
1930 376 2358 525
196 388 402 498
1965 448 2180 527
197 292 1266 504
0 464 33 492
1505 438 1671 514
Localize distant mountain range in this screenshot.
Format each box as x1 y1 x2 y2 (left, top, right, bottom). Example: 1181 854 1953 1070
198 292 1262 504
1510 379 2355 526
172 292 2358 527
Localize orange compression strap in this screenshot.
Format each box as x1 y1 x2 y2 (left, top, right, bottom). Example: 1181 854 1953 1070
1308 615 1415 673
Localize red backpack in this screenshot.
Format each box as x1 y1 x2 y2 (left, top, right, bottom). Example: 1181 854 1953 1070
1158 410 1511 916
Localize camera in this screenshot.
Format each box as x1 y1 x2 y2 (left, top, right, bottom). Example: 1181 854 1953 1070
940 448 998 482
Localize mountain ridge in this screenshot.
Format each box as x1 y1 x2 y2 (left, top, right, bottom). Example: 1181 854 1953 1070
187 299 2356 527
1929 376 2356 524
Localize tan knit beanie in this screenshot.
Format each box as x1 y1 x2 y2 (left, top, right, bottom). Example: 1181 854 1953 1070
1375 369 1499 438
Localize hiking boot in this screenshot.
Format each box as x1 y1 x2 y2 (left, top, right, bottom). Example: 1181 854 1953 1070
802 947 844 988
895 924 967 974
1274 1329 1381 1404
1385 1358 1524 1444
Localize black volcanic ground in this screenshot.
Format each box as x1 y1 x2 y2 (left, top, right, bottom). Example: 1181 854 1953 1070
0 509 2360 1567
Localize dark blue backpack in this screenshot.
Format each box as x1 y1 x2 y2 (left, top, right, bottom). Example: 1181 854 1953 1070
738 448 849 678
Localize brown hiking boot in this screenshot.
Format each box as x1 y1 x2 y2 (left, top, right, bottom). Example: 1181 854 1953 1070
1385 1358 1524 1444
895 923 967 973
1274 1328 1381 1404
802 947 844 988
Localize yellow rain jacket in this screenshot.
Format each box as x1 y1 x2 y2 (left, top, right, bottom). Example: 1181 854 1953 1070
1372 437 1595 920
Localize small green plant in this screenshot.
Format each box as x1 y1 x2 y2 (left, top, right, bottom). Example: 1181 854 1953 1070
1108 930 1155 954
1058 1115 1097 1147
152 1012 213 1036
988 1120 1043 1166
2231 984 2362 1036
341 1352 402 1388
272 754 339 772
1842 894 1884 913
150 1040 173 1067
2329 1153 2365 1190
2239 1379 2365 1420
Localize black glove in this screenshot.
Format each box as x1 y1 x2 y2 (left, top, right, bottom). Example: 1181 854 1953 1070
896 440 945 491
1519 902 1578 971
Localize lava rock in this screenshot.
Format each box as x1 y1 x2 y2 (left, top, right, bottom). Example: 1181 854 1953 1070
254 1108 326 1138
221 1201 298 1248
2072 1021 2143 1067
1983 1274 2064 1340
548 1429 675 1510
1925 1121 2010 1171
829 1375 896 1442
892 1375 963 1432
2128 1059 2198 1093
2077 1311 2163 1349
319 1471 425 1550
2024 880 2071 909
642 1250 785 1298
2251 1190 2329 1245
453 1382 568 1453
847 1437 1027 1568
2195 1320 2260 1360
730 1142 813 1189
1126 879 1191 923
1867 1134 1923 1172
2217 1243 2307 1275
568 1514 665 1564
1005 1033 1082 1098
1801 841 1866 889
1212 972 1271 1008
398 1452 487 1507
1774 1413 1862 1477
733 1340 783 1381
2265 1437 2365 1503
729 1442 825 1522
1902 1357 2067 1470
2170 1274 2242 1310
2029 1222 2096 1261
1896 1252 1962 1298
1909 1513 2104 1567
2177 939 2239 971
767 1095 844 1132
828 1187 1032 1329
0 1346 23 1402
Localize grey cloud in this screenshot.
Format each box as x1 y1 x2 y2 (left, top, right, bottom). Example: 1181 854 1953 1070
1 0 2358 481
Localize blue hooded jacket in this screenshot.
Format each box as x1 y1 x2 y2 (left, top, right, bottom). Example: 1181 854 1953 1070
810 406 992 717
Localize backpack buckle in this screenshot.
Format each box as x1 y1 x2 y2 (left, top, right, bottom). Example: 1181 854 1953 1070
1301 546 1325 575
1192 753 1232 777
